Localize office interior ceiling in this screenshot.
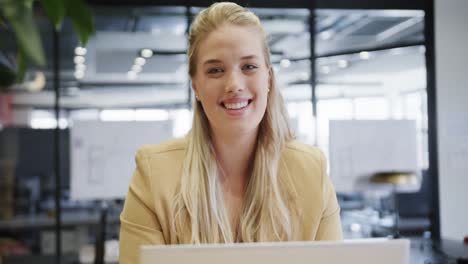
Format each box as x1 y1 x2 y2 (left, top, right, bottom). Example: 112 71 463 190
1 7 426 109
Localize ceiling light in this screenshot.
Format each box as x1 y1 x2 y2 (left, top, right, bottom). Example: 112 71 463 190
74 55 85 64
280 59 291 68
132 64 142 73
30 117 57 129
134 57 146 66
389 47 405 55
74 70 85 79
320 66 331 74
299 72 309 81
338 60 349 68
127 71 137 80
75 64 86 71
359 51 370 60
151 28 162 34
100 109 135 122
319 31 334 40
75 47 87 56
174 24 185 35
135 109 169 121
141 49 153 58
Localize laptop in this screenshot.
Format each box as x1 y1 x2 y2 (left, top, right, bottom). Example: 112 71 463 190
140 238 410 264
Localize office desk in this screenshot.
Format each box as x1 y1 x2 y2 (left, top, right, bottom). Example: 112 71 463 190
409 237 468 264
0 212 120 255
0 212 120 231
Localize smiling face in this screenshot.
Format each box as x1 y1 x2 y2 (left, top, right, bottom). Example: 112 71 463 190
191 24 271 138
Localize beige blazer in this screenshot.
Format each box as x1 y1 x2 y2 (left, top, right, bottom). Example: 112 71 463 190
119 138 342 264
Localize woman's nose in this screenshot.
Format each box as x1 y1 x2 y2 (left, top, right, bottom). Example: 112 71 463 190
225 70 244 93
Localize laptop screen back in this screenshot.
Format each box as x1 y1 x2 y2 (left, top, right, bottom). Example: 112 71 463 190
140 238 409 264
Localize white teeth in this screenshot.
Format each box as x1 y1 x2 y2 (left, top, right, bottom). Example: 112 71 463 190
224 101 248 110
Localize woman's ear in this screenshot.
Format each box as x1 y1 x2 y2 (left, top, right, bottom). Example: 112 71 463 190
191 79 200 101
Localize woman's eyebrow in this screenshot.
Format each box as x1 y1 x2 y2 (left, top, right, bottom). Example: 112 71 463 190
202 55 259 65
241 55 259 60
203 59 222 65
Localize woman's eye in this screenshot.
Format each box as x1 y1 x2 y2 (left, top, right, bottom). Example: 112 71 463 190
243 64 258 71
207 68 223 74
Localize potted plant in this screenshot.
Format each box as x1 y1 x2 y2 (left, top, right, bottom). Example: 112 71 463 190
0 0 95 91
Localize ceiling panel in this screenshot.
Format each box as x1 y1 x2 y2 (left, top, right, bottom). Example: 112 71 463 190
1 6 427 109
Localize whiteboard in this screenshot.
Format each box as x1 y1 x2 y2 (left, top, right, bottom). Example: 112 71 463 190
329 120 419 193
70 120 173 200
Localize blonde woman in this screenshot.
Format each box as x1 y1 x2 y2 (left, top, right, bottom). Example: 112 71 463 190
119 2 342 263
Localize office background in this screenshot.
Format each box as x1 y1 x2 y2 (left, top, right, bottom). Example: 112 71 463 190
0 0 466 263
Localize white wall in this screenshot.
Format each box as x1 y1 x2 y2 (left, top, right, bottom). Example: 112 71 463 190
435 0 468 241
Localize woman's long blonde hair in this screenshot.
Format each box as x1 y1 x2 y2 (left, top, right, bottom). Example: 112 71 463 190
172 2 298 244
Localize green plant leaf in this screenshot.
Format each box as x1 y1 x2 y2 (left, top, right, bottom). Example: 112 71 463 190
16 49 27 82
0 16 7 29
0 62 16 89
40 0 66 30
23 0 35 9
1 1 46 66
65 0 95 45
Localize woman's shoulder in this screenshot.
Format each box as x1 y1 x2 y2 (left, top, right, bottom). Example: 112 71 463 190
282 141 332 222
134 137 188 186
132 137 187 202
282 140 327 194
283 140 326 167
135 137 188 160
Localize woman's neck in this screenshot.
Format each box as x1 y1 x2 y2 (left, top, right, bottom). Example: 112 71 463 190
211 128 258 193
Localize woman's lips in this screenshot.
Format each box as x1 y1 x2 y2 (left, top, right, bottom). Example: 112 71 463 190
221 99 252 116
